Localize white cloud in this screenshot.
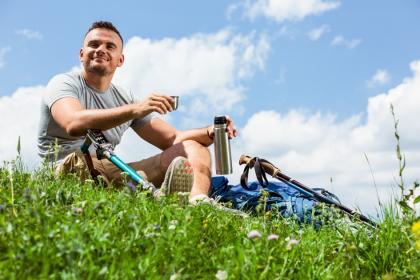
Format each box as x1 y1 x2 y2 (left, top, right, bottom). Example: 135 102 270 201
367 69 391 87
0 86 44 169
114 29 269 117
229 60 420 215
243 0 340 22
0 47 11 69
331 35 362 49
16 29 43 40
307 24 330 41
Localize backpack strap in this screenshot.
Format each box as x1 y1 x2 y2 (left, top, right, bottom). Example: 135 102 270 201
240 157 255 189
254 157 269 187
240 157 269 189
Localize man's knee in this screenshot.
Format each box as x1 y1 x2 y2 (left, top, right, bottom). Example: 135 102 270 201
181 140 211 173
160 140 210 174
181 140 210 156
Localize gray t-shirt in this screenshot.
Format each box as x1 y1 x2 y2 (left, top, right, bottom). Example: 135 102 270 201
38 70 151 162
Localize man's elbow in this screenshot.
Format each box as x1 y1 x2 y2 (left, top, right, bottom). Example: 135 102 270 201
66 122 86 137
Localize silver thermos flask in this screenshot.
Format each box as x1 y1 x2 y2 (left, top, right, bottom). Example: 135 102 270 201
213 115 233 175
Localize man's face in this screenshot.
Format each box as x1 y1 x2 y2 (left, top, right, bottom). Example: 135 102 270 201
80 28 124 76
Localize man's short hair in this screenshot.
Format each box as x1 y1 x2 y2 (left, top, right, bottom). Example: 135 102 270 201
86 21 124 45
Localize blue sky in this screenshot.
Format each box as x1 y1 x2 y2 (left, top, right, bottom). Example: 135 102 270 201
2 0 419 119
1 0 420 214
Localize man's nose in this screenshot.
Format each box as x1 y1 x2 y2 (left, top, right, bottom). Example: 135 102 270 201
96 44 107 53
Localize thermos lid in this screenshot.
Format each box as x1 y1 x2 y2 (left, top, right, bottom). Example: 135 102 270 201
214 115 227 124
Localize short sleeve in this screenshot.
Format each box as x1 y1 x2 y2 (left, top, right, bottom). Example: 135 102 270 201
44 73 79 110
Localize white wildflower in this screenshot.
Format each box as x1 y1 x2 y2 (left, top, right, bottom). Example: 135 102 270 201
247 230 262 239
285 238 300 250
215 270 228 280
168 220 178 230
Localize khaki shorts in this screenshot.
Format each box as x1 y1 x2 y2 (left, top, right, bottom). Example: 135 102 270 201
55 151 164 187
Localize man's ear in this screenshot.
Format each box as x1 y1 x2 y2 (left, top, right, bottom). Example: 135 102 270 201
79 48 84 62
117 53 125 67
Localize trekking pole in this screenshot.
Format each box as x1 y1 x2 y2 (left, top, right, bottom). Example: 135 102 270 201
239 155 377 227
81 129 155 192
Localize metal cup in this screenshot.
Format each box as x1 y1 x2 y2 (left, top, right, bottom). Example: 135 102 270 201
170 96 179 110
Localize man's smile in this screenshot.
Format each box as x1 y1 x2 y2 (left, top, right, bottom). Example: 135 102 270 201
93 56 108 62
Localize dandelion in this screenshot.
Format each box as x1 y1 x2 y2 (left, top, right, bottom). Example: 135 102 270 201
267 234 279 241
247 230 262 239
215 270 228 280
285 237 299 250
412 221 420 236
413 221 420 250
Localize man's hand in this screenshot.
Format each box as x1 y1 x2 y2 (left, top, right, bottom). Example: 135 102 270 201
132 93 176 118
207 115 238 140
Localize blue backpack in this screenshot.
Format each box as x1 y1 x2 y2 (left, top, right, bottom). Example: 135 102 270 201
210 176 339 224
209 156 375 226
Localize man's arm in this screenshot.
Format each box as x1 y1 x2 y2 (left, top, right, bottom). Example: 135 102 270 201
133 116 237 150
51 94 175 137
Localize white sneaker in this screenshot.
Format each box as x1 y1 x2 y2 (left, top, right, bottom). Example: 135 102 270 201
189 194 249 217
160 156 194 195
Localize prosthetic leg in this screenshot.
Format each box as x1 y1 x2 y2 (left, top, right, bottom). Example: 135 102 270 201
80 129 155 192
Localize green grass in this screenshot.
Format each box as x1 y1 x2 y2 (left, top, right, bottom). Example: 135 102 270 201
1 164 419 280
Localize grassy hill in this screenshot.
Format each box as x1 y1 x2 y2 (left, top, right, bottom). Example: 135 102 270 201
1 163 419 279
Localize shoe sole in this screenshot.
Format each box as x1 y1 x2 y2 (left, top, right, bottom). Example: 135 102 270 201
161 157 194 195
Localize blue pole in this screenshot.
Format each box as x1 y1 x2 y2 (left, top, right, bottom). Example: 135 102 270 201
108 154 150 189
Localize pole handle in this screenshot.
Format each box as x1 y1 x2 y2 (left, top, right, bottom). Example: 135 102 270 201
238 154 252 165
239 155 280 177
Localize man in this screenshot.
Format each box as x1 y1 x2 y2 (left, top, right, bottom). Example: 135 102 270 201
37 21 237 203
